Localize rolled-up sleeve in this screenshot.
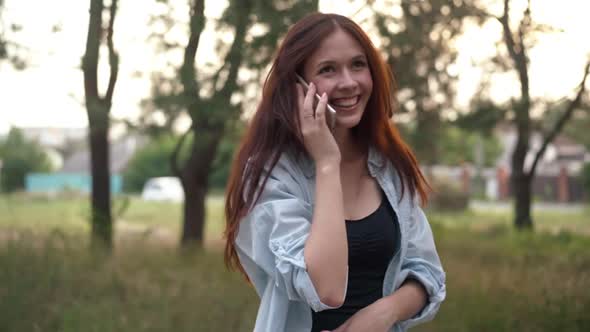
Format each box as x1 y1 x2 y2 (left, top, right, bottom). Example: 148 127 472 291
235 167 345 313
396 206 446 330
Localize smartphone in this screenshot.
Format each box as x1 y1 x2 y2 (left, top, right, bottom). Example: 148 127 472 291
296 73 336 130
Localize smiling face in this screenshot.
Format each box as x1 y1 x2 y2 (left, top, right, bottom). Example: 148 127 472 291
302 28 373 130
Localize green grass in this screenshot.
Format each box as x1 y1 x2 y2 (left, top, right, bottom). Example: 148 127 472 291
0 193 225 247
0 238 258 332
427 206 590 236
0 194 589 331
414 221 590 332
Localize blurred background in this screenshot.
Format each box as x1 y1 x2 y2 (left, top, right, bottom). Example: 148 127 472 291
1 0 589 331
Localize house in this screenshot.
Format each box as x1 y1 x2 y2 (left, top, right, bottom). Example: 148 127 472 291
424 124 589 202
492 125 589 202
25 133 147 194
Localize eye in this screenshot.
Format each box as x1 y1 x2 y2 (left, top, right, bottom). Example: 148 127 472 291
318 65 335 74
352 59 367 69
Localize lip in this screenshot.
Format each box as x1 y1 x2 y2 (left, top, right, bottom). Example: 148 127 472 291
330 95 360 111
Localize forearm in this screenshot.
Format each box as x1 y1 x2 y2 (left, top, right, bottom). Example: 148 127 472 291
304 162 348 306
381 279 428 324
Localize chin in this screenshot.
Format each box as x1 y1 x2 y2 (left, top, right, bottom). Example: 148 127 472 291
335 113 363 129
334 104 366 129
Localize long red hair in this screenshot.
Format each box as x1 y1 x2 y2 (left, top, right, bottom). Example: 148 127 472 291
223 13 430 279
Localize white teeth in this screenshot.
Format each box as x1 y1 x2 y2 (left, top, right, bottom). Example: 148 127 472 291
332 96 359 107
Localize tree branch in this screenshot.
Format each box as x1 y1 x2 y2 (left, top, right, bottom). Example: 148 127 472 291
181 0 205 98
217 0 252 100
211 61 229 92
105 0 119 104
528 60 590 176
499 0 529 102
83 0 102 101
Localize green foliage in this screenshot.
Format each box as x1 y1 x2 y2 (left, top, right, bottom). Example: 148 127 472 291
243 0 318 71
209 121 244 189
455 99 507 136
123 128 243 192
582 162 590 200
0 128 52 192
373 0 486 163
438 125 502 166
0 0 5 60
122 135 177 192
142 0 318 134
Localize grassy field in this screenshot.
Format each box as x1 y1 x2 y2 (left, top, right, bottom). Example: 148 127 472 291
0 193 589 331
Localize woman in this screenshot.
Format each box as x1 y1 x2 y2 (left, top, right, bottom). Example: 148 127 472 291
224 13 445 332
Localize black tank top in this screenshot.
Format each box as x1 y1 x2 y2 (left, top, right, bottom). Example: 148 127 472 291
311 190 400 332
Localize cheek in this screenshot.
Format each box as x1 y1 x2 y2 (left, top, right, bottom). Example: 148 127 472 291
314 81 336 96
362 73 373 94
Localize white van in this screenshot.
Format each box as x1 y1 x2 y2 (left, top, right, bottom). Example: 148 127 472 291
141 177 184 202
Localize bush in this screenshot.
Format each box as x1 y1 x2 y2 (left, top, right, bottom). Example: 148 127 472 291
0 128 52 192
429 177 470 211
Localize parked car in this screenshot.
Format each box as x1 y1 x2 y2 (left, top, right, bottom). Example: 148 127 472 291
141 177 184 202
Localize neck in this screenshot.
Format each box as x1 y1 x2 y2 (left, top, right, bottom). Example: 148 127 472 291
333 127 366 163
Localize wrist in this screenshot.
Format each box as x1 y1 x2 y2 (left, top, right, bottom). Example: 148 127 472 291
315 158 340 174
380 295 401 326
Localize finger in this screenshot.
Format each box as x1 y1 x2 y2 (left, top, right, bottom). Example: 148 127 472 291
296 83 306 122
296 83 315 128
296 83 305 111
315 92 328 122
302 82 316 118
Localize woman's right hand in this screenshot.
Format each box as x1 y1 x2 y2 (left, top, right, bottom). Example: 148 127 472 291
296 82 341 168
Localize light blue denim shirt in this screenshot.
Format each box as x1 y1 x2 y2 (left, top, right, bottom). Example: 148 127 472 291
235 146 446 332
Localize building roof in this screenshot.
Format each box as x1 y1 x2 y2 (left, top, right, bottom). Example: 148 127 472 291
60 135 147 174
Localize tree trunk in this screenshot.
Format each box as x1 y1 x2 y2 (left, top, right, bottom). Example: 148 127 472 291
83 0 118 249
180 172 207 244
512 170 533 230
510 114 534 230
89 112 112 247
179 126 224 246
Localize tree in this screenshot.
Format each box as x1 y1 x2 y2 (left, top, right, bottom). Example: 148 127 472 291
0 0 7 60
372 0 486 164
0 128 52 192
82 0 119 248
0 0 26 68
143 0 318 246
437 125 502 167
491 0 590 229
167 0 251 246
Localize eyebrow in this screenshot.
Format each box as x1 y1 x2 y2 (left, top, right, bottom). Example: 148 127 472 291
315 54 367 69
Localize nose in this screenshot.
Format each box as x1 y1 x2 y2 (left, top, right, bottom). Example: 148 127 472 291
337 69 357 90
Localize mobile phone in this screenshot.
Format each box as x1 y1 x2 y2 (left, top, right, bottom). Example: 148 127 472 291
295 73 336 130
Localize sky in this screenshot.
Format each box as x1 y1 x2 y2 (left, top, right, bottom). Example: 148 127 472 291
1 0 589 134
